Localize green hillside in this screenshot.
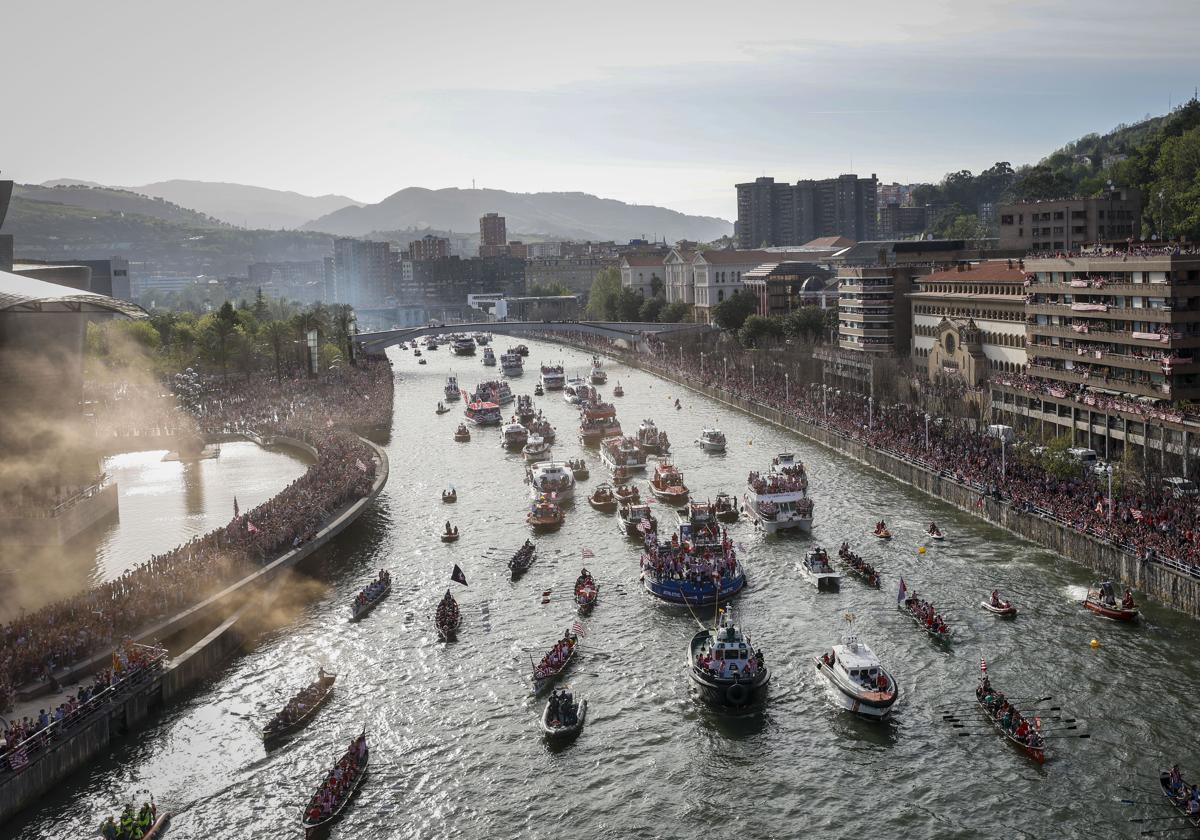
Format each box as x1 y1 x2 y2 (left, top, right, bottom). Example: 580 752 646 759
12 183 229 228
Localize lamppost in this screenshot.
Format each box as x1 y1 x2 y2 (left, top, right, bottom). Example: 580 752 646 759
823 386 828 419
752 363 756 389
701 352 705 375
786 372 790 402
1001 438 1007 477
723 357 728 383
1107 466 1113 521
679 345 683 366
924 413 931 450
868 396 874 431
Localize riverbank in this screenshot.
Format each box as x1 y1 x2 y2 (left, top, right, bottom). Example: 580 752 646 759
545 333 1200 620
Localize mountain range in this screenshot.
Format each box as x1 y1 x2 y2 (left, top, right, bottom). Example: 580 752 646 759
128 180 364 231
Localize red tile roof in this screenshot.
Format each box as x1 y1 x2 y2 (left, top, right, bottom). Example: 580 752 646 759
919 260 1027 283
803 236 855 249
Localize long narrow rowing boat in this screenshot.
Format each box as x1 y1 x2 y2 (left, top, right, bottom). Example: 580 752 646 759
975 682 1045 764
898 599 952 645
301 733 369 839
263 671 337 743
351 579 390 621
1160 771 1200 827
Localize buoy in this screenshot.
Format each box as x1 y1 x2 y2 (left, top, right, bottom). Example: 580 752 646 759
918 546 926 555
1090 638 1100 648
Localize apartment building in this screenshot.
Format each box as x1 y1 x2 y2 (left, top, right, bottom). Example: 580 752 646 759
998 189 1142 252
836 267 914 356
735 174 878 249
620 254 665 297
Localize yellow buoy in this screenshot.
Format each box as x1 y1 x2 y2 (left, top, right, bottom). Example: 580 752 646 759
918 546 926 555
1090 638 1100 648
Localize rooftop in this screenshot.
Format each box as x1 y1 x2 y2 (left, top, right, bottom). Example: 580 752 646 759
0 269 146 317
917 260 1028 283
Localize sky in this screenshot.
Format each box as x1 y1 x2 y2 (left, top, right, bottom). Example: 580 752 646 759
3 0 1199 220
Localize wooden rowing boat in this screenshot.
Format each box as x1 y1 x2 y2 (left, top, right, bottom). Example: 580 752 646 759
898 601 952 645
301 733 369 838
1160 771 1200 828
263 672 337 743
441 530 460 543
1082 592 1138 622
574 572 598 614
532 634 578 694
436 609 461 642
351 580 390 621
976 689 1045 764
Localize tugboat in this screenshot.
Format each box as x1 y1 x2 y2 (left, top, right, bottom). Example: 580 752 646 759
501 350 524 377
697 427 726 453
516 394 536 426
532 629 578 694
444 376 461 401
588 483 618 512
482 347 497 366
686 606 769 708
527 498 566 531
501 422 529 450
649 460 689 505
453 423 471 442
528 461 575 500
579 401 621 445
1083 580 1139 622
435 591 461 642
980 589 1018 618
797 546 841 592
618 502 657 539
815 618 898 720
540 364 566 391
612 381 624 397
642 520 744 605
637 419 670 455
452 335 476 355
574 569 599 614
600 435 647 474
744 453 814 534
523 435 552 463
590 364 607 385
541 687 587 740
713 491 739 523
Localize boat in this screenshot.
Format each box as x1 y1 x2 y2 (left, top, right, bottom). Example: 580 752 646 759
541 688 587 739
501 351 524 376
636 419 670 455
898 581 952 644
527 499 565 531
574 383 598 406
980 590 1018 618
529 417 556 444
515 394 536 426
532 630 578 694
578 401 621 445
523 435 551 463
435 401 451 415
263 670 337 743
590 366 607 385
574 568 599 613
815 622 898 720
836 542 881 588
642 522 745 606
300 732 369 838
588 483 618 512
509 540 536 578
534 383 544 396
610 465 632 485
515 344 530 357
452 335 476 355
418 358 427 365
1083 580 1139 621
562 380 582 405
472 380 514 406
686 606 769 708
482 347 497 366
464 400 502 426
528 461 576 501
413 348 422 357
927 522 945 541
618 502 656 539
453 424 471 442
351 570 391 621
648 460 689 505
444 376 461 401
613 483 640 504
713 492 739 523
440 524 460 543
540 364 566 391
426 338 439 350
501 422 529 450
676 499 722 536
1160 770 1200 828
744 454 814 534
797 546 841 592
442 487 457 503
599 435 647 473
612 382 624 397
976 665 1046 764
435 591 461 641
873 520 893 540
697 428 726 453
474 332 490 346
567 458 589 480
97 804 170 840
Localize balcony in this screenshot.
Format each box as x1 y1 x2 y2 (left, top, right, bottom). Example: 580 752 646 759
1027 281 1186 295
1026 302 1200 323
1026 363 1177 400
1025 322 1200 349
1026 343 1197 373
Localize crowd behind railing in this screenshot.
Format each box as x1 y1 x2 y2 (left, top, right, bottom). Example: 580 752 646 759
541 329 1200 581
0 359 392 718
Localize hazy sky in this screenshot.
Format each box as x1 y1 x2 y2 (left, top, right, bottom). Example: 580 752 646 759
4 0 1199 219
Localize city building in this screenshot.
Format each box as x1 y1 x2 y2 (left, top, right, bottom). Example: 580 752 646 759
11 262 92 292
479 213 507 257
989 253 1200 466
908 259 1029 384
525 242 563 259
620 254 665 297
877 203 929 239
525 255 617 295
736 174 878 249
407 234 451 261
663 246 696 304
248 260 326 303
877 182 924 208
333 238 393 308
742 261 835 317
997 188 1142 252
407 255 526 306
835 238 1010 268
0 179 12 272
836 266 915 356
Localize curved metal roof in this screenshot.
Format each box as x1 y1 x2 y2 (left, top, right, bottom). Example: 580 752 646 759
0 269 146 317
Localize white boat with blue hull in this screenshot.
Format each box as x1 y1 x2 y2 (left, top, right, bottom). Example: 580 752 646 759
686 606 770 709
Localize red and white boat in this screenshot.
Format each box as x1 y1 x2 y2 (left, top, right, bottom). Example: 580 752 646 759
464 400 501 426
579 401 622 446
1083 581 1138 621
648 461 689 505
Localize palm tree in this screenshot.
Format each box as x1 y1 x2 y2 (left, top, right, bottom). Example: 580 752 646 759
262 319 291 382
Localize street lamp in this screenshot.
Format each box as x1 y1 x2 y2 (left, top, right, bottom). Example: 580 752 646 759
823 386 828 419
752 363 756 389
786 372 790 402
701 352 705 374
724 357 728 383
924 413 931 450
679 345 683 366
1001 438 1007 477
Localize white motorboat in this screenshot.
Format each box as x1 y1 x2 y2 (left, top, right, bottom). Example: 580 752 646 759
501 422 529 450
444 376 461 401
563 377 586 405
599 436 647 473
501 351 524 376
482 347 497 366
814 628 899 720
540 364 566 391
744 453 813 534
451 335 476 355
528 461 575 501
523 434 552 463
697 427 726 453
797 546 841 592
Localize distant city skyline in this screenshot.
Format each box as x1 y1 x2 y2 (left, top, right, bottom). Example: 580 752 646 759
4 0 1199 220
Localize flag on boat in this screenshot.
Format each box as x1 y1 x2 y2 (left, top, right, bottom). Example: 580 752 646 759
980 655 987 674
247 520 259 534
571 621 587 637
451 564 468 586
581 547 594 559
897 577 907 603
460 388 470 401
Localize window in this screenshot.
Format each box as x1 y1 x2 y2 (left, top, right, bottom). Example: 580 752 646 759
1053 211 1064 220
1001 214 1014 225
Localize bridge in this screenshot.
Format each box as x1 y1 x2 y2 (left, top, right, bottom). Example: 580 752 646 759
355 320 713 353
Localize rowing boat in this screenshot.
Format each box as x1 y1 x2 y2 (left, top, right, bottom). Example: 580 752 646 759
1160 771 1200 828
980 599 1018 618
976 681 1045 764
263 671 337 743
532 633 577 694
301 733 369 838
350 576 390 621
1082 591 1138 622
574 570 598 614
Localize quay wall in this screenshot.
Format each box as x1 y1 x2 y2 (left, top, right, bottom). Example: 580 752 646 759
552 336 1200 619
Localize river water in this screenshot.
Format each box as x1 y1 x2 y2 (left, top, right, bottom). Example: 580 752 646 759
5 337 1197 840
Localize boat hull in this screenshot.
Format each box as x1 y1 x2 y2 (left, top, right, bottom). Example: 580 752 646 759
798 566 841 592
541 698 588 738
1083 597 1138 621
815 660 897 719
643 571 745 605
1160 772 1200 828
351 583 390 621
684 644 769 709
976 698 1045 764
697 440 726 453
980 601 1018 618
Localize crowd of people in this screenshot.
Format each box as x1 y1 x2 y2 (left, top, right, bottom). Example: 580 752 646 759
534 630 577 681
304 733 368 825
900 588 950 637
545 687 581 728
265 667 333 737
640 526 739 586
0 360 391 714
977 677 1045 750
1165 765 1200 816
435 591 460 633
352 570 391 617
747 470 807 495
99 800 159 839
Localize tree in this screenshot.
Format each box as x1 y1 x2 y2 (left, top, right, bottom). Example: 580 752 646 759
1150 125 1200 240
783 306 826 343
528 281 572 297
938 213 990 241
738 314 784 348
329 304 356 366
1012 165 1074 202
586 267 622 320
650 274 664 299
201 301 239 382
711 292 757 332
262 319 291 382
638 297 666 322
1040 433 1080 480
252 287 270 322
659 301 692 323
614 288 644 322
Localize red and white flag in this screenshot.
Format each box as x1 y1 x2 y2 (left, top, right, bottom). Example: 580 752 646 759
8 747 28 771
571 621 587 638
581 547 594 559
980 655 987 674
1131 508 1144 521
247 520 259 534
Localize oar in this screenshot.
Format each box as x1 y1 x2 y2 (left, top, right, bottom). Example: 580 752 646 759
1131 814 1199 824
1123 799 1174 806
943 706 1062 719
1140 826 1200 836
939 695 1051 712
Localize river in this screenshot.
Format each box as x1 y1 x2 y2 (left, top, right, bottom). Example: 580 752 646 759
5 336 1197 840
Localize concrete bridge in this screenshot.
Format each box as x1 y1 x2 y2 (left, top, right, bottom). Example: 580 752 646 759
355 320 713 353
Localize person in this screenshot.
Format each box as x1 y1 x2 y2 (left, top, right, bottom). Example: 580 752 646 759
100 817 120 840
445 521 452 534
875 671 888 692
991 589 1001 608
1122 589 1135 609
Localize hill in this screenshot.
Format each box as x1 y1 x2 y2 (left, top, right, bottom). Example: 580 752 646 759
302 186 732 242
13 183 228 228
133 180 363 230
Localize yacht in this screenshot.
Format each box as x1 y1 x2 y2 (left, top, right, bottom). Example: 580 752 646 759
815 627 898 720
600 436 647 473
501 351 524 376
501 422 529 450
452 335 477 356
528 461 576 501
472 380 514 406
697 428 726 453
540 364 566 391
744 453 814 533
523 434 552 463
579 402 621 446
797 546 841 592
482 347 497 366
444 376 461 402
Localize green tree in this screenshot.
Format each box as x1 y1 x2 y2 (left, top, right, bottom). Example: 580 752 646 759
1012 165 1074 201
938 213 990 240
638 297 666 322
738 314 784 348
261 319 291 382
252 287 270 322
1150 125 1200 240
711 291 757 332
200 301 239 382
783 306 827 343
586 267 622 320
527 281 571 297
1040 433 1079 480
614 288 644 322
329 304 356 366
659 301 692 323
649 274 664 299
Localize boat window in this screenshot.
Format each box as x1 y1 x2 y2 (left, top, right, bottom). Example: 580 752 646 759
850 669 859 678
